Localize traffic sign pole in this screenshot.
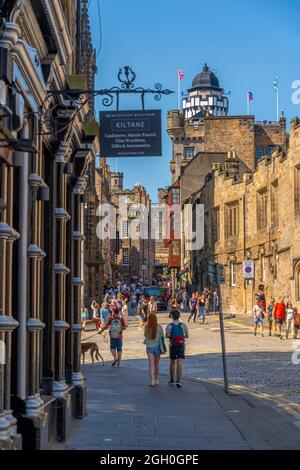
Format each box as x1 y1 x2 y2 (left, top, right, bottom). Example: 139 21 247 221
217 284 229 394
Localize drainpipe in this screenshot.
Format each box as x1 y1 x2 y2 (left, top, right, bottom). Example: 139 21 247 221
15 124 28 401
243 194 247 314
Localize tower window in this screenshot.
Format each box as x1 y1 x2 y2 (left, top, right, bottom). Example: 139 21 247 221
184 147 195 159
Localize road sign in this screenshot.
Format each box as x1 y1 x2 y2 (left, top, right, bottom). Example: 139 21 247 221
243 260 255 279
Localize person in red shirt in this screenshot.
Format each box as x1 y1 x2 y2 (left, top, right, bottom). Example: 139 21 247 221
273 297 286 339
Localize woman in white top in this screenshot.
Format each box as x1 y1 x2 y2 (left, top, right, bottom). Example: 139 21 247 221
285 301 295 339
121 300 129 327
91 300 101 329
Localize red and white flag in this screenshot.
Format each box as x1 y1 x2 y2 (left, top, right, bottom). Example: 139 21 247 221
178 69 184 80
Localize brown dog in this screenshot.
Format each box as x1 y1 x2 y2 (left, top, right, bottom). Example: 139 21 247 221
81 342 104 365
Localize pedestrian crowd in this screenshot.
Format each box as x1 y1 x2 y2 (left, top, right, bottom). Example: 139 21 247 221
253 284 300 339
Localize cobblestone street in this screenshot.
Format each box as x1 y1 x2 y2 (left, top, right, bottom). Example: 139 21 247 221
54 312 300 450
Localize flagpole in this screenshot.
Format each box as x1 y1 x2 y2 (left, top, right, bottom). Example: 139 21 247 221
276 85 279 122
178 69 180 111
247 93 249 115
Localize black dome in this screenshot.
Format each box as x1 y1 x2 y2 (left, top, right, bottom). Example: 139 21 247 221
191 63 220 89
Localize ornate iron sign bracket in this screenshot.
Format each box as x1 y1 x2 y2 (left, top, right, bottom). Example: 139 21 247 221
39 66 174 136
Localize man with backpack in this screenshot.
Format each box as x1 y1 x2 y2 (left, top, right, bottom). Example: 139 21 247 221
98 309 126 367
165 309 189 388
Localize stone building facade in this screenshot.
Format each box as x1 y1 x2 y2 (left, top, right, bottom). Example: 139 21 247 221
111 173 155 285
95 158 114 291
153 188 169 277
167 65 288 299
191 117 300 314
0 1 98 449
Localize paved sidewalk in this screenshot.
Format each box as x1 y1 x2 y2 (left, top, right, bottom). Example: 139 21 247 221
54 360 300 450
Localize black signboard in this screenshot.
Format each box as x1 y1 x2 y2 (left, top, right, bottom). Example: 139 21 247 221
99 110 162 157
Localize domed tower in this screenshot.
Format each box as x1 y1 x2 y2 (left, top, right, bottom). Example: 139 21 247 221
183 63 229 119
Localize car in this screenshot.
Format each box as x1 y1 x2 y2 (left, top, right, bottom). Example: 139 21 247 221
144 286 168 311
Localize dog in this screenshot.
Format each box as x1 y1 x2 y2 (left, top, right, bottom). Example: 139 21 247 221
81 342 104 365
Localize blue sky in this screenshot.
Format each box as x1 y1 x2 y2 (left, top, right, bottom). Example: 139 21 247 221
89 0 300 201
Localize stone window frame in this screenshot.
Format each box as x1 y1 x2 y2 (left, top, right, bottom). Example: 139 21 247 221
270 180 279 227
122 248 129 265
294 165 300 214
183 147 195 160
225 200 239 239
211 206 220 244
256 187 268 231
230 261 237 287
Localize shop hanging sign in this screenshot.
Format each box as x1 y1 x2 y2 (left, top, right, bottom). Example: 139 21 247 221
99 110 162 157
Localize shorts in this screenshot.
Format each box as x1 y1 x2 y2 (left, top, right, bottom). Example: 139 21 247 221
146 346 161 356
295 325 300 330
110 337 123 352
254 317 263 325
170 344 185 360
275 318 284 325
81 314 88 321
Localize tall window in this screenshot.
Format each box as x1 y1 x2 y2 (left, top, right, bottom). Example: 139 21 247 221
271 180 279 227
122 248 129 265
159 211 163 240
212 206 220 243
184 147 195 159
230 262 237 287
257 188 268 231
259 254 266 282
121 219 129 238
225 201 239 239
295 166 300 213
171 188 180 204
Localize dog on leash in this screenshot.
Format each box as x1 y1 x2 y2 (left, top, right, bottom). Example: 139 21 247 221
81 342 104 365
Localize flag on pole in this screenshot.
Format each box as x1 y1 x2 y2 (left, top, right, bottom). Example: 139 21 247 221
273 76 279 92
247 91 253 102
178 69 184 80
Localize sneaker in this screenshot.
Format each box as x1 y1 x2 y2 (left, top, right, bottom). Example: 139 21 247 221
168 379 175 385
176 379 182 388
112 359 118 367
149 380 155 387
155 379 159 385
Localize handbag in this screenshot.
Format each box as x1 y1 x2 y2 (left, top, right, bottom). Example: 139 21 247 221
159 333 167 355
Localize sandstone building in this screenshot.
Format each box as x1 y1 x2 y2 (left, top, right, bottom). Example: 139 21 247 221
166 64 293 311
0 1 98 449
110 173 155 285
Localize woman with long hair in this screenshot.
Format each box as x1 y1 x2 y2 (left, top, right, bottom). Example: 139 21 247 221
143 313 164 387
